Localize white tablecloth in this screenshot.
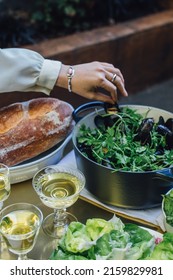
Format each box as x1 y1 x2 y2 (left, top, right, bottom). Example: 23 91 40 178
57 150 165 230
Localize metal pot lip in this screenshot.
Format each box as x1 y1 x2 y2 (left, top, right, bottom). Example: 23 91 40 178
72 103 173 175
74 103 173 121
73 103 173 132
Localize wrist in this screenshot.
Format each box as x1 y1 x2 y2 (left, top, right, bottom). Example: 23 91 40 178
67 66 75 92
55 64 69 89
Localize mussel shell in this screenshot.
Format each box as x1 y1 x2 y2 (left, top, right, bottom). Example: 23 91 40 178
166 134 173 150
94 114 118 130
77 143 95 160
104 102 121 114
139 118 154 133
140 134 151 145
157 116 165 125
134 118 154 145
94 102 121 130
165 118 173 132
157 124 172 136
155 145 164 155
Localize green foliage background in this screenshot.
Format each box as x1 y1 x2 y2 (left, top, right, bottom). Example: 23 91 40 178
0 0 164 47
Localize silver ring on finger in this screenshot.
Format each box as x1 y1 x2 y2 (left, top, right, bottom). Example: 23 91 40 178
111 73 117 83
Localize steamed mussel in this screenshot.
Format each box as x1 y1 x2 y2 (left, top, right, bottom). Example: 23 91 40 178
94 102 121 130
165 118 173 132
134 116 173 149
164 118 173 149
134 118 154 145
156 118 173 150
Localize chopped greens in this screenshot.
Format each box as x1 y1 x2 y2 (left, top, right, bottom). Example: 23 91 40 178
77 107 173 172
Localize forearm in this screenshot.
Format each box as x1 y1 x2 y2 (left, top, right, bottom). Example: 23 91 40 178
0 48 61 94
0 48 128 103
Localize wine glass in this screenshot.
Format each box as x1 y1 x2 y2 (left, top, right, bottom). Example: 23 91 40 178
32 165 85 238
0 203 43 260
0 163 11 253
0 163 10 207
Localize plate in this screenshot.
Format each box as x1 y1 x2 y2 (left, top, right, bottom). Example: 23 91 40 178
9 133 72 184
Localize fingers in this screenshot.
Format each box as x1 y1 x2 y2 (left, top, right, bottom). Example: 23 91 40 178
105 70 128 97
100 79 117 102
69 61 128 104
89 92 116 104
112 75 128 97
101 62 125 83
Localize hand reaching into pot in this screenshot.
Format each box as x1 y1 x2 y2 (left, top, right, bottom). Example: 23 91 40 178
57 62 128 104
0 48 128 103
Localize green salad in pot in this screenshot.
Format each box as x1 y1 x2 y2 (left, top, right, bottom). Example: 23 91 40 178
76 107 173 172
50 215 173 260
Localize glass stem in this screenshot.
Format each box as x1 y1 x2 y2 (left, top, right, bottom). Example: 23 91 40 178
17 254 28 260
0 235 3 253
53 208 67 228
0 234 5 254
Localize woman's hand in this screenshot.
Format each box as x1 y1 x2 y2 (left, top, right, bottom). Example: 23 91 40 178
57 61 128 104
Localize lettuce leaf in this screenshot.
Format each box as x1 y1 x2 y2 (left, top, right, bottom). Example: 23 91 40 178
49 216 173 260
124 223 155 260
58 216 124 254
147 232 173 260
50 248 88 260
86 215 124 241
59 221 94 253
88 229 130 260
163 189 173 227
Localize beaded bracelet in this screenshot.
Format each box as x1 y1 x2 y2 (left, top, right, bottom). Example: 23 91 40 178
67 66 75 92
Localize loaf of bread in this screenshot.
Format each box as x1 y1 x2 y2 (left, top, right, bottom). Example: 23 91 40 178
0 98 74 166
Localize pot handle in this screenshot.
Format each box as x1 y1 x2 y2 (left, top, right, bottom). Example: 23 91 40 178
155 168 173 183
72 101 104 123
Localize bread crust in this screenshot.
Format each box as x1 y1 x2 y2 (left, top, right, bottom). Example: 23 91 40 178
0 98 74 166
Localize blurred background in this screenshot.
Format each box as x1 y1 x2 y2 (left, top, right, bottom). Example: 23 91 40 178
0 0 173 111
0 0 166 48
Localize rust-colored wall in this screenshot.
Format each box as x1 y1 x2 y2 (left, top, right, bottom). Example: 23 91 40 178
1 10 173 109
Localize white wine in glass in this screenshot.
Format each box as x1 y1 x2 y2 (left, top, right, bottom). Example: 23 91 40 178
32 165 85 238
0 164 10 203
0 203 43 260
0 163 11 254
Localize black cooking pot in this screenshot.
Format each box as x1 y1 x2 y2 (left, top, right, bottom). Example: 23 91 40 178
72 102 173 209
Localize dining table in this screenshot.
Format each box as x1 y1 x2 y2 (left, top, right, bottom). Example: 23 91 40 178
0 142 165 260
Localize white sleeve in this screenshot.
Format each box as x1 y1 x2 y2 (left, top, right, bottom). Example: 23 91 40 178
0 48 62 94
